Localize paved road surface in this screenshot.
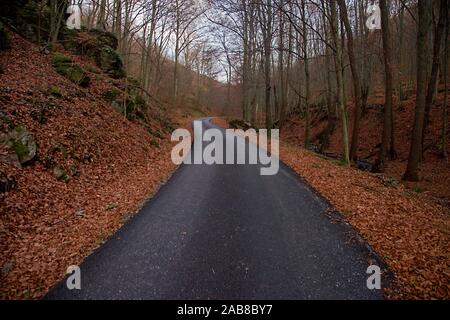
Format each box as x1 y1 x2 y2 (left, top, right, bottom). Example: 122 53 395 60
46 119 384 300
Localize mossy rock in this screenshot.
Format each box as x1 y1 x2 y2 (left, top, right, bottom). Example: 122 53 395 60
88 29 118 50
95 46 125 79
150 138 160 148
60 28 80 52
52 52 90 87
60 28 124 78
102 87 122 102
48 86 62 98
103 86 147 120
4 0 55 43
0 126 37 165
53 166 70 183
52 52 72 64
0 21 11 50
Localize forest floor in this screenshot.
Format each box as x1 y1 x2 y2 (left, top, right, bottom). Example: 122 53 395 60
0 33 194 299
214 107 450 299
282 90 450 204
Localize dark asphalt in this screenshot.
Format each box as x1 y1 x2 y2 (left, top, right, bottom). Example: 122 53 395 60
46 119 385 300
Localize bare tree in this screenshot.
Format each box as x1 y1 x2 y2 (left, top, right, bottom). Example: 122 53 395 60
404 0 433 181
377 0 395 172
337 0 363 161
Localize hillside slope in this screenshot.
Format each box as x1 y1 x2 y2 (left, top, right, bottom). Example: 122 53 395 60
0 31 189 299
282 89 450 203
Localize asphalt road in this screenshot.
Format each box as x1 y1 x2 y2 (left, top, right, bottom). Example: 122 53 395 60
46 118 384 300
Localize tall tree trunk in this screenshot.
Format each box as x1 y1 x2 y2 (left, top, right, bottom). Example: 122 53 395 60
173 0 180 106
397 1 405 105
337 0 363 161
278 0 287 128
242 1 251 121
423 0 448 156
378 0 395 171
318 1 336 151
260 0 273 129
330 0 350 165
403 0 433 181
302 0 311 149
442 13 449 161
114 0 122 45
97 0 107 30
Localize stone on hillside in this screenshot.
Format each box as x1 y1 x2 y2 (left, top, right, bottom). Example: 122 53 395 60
52 52 90 87
0 126 37 165
53 166 70 183
61 28 125 79
95 46 125 79
1 0 54 43
88 29 118 50
102 85 148 121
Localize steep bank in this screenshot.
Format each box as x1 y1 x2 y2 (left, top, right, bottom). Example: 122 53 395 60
282 89 450 204
0 31 191 299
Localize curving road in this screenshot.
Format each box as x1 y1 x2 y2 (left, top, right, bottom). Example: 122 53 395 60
46 119 384 300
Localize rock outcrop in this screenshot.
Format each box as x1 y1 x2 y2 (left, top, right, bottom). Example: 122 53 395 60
0 126 37 165
52 52 90 87
62 28 125 79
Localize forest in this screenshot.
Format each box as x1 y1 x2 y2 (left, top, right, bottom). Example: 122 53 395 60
59 0 449 181
0 0 449 301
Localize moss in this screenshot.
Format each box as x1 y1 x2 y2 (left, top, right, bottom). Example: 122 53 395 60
89 29 118 50
102 87 121 102
151 138 160 148
95 46 125 79
412 186 424 194
11 139 29 163
134 95 146 110
103 86 149 121
53 166 70 183
1 126 37 165
52 52 72 64
48 86 62 98
52 52 90 87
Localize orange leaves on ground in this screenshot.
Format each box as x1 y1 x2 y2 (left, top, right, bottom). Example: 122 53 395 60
0 33 190 300
279 143 450 300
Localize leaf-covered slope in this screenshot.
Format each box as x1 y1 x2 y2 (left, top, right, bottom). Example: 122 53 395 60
0 31 183 299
